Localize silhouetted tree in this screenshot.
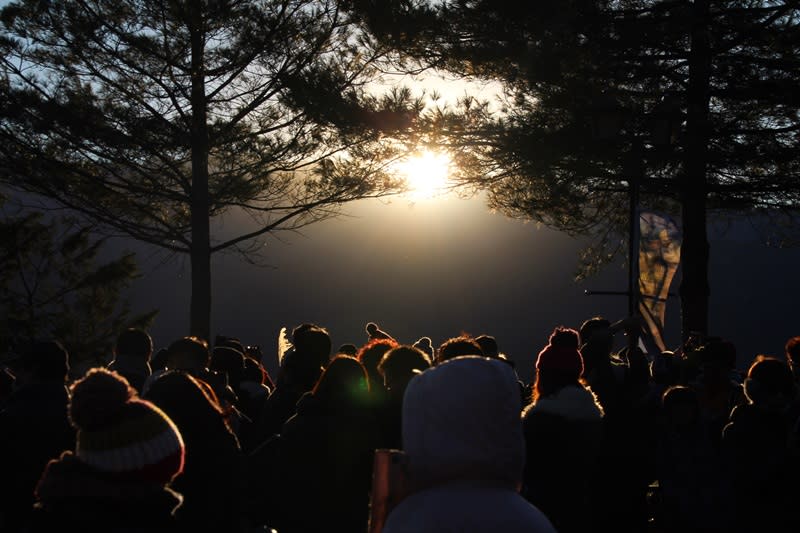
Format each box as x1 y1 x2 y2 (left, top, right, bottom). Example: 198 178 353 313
0 199 156 367
354 0 800 340
0 0 422 340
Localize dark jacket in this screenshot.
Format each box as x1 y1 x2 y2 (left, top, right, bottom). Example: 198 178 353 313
0 381 74 531
722 402 799 533
521 385 605 533
262 391 382 533
30 451 182 532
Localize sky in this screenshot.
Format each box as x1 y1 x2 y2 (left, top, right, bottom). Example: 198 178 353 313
122 190 800 380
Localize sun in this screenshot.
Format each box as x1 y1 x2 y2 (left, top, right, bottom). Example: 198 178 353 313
398 150 452 200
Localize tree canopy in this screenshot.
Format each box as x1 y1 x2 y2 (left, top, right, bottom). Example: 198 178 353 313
354 0 800 340
0 200 156 367
0 0 423 340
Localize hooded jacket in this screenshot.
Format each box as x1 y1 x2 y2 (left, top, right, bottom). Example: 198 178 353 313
383 356 557 533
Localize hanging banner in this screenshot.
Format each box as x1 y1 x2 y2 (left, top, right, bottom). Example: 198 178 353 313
638 211 681 353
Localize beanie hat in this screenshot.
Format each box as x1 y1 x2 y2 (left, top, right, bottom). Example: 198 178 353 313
536 328 584 377
69 368 185 485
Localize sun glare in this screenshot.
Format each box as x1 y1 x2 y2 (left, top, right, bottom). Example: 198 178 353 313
398 150 452 200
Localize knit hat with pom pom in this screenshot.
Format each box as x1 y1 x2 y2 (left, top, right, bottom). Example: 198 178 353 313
69 367 185 485
535 327 584 377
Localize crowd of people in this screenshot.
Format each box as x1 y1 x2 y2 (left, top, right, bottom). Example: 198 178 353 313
1 317 799 533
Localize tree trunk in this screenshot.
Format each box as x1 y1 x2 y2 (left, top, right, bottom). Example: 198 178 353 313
189 6 212 342
680 0 712 343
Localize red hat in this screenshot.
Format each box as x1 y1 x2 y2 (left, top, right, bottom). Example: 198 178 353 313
535 344 584 377
69 368 185 485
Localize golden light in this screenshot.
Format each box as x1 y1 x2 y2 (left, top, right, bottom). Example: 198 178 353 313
397 150 452 200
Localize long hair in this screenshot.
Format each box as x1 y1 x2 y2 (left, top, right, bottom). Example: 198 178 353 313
144 370 238 446
312 355 370 408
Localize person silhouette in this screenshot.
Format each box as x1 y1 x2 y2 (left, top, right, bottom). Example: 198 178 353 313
30 368 185 531
383 356 557 533
0 340 75 532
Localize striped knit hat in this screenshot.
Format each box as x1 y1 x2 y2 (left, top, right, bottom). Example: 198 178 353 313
68 367 185 485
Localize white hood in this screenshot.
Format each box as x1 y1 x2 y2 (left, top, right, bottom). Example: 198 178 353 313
401 356 525 489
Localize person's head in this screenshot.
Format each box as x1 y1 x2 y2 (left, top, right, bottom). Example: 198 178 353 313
474 334 499 358
280 341 326 391
412 336 434 361
68 368 185 485
210 345 245 388
743 355 797 407
165 336 209 374
336 343 358 357
378 345 432 397
143 369 236 444
436 335 483 364
549 326 581 350
292 323 332 370
366 321 394 341
696 338 736 385
579 317 613 352
151 348 169 372
661 385 700 432
784 336 800 380
214 335 246 356
532 327 584 404
114 328 153 362
357 338 399 386
312 354 370 407
401 356 526 490
650 350 681 386
18 339 70 383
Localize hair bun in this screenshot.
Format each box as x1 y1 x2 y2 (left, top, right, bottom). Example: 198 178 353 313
69 368 135 431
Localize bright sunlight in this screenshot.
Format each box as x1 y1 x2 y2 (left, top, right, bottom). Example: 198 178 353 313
397 150 452 200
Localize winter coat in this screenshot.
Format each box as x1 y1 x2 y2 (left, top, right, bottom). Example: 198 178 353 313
383 356 557 533
721 402 800 533
0 381 74 531
30 451 182 532
262 390 383 533
655 414 733 532
521 384 604 533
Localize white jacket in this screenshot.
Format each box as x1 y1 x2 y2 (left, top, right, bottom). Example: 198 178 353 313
383 356 557 533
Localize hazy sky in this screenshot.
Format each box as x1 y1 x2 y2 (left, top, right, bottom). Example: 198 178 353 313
124 190 798 378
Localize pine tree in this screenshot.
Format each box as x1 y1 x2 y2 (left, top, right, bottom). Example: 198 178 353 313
355 0 800 339
0 202 156 369
0 0 421 340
